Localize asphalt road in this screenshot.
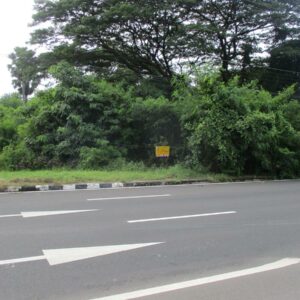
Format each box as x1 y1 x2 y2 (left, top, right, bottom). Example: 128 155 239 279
0 180 299 300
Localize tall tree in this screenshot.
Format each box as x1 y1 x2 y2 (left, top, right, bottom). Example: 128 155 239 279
261 40 300 96
31 0 300 84
8 47 42 102
31 0 190 84
185 0 300 80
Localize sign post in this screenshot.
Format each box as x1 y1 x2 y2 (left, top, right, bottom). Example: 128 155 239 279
155 146 170 167
155 146 170 158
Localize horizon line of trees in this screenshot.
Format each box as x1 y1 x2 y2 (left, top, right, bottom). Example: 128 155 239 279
7 0 300 101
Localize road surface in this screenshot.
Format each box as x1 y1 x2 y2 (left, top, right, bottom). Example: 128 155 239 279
0 180 299 299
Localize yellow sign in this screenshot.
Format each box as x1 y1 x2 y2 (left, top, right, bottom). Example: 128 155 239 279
155 146 170 158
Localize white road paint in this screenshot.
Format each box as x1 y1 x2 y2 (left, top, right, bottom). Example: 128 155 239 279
128 211 237 223
0 209 99 219
0 255 45 265
0 214 20 218
21 209 99 218
44 242 163 266
87 194 171 201
0 242 163 267
91 258 300 300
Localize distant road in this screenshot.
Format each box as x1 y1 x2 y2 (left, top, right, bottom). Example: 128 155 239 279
0 180 299 299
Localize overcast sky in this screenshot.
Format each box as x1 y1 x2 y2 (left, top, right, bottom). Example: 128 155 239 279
0 0 35 96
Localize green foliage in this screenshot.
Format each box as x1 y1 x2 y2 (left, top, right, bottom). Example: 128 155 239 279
32 0 187 85
13 62 134 168
0 93 23 108
31 0 300 85
1 64 300 178
0 142 34 170
0 164 224 188
0 106 18 151
185 1 300 79
3 1 300 179
0 99 25 152
180 73 300 177
284 99 300 131
79 143 122 169
262 40 300 96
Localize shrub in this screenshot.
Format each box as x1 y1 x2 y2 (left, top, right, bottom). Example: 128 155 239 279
179 73 300 176
79 143 122 169
0 142 34 170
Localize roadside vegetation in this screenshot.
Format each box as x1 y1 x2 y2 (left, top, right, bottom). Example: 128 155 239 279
0 165 232 189
1 71 299 181
1 1 300 185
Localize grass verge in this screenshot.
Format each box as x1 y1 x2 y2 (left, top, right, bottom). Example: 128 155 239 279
0 165 230 189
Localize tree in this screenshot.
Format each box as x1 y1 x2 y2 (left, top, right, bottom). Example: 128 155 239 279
261 40 300 96
183 0 300 80
31 0 190 92
31 0 300 86
8 47 42 102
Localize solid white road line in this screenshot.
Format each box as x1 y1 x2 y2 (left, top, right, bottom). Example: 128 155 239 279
0 242 163 267
0 209 99 219
87 194 171 201
128 211 237 223
91 258 300 300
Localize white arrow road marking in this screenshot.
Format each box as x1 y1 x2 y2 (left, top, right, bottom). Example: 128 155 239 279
0 214 20 218
21 209 99 218
87 194 171 201
91 258 300 300
0 255 45 266
0 209 99 219
128 211 237 223
0 242 163 266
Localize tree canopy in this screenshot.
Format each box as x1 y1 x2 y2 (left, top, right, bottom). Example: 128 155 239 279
8 47 43 102
262 40 300 95
31 0 300 82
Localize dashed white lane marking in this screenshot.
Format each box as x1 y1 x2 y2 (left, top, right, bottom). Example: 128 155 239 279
87 194 171 201
128 211 237 223
0 209 99 219
91 258 300 300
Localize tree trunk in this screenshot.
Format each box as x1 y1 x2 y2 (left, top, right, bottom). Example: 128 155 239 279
221 59 230 82
21 83 28 103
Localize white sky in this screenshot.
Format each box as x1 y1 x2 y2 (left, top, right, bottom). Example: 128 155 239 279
0 0 35 97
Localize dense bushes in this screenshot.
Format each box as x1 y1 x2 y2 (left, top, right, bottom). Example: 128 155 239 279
0 95 24 151
4 62 134 169
179 75 300 177
0 65 299 177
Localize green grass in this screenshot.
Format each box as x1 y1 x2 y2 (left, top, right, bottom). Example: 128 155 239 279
0 165 230 188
